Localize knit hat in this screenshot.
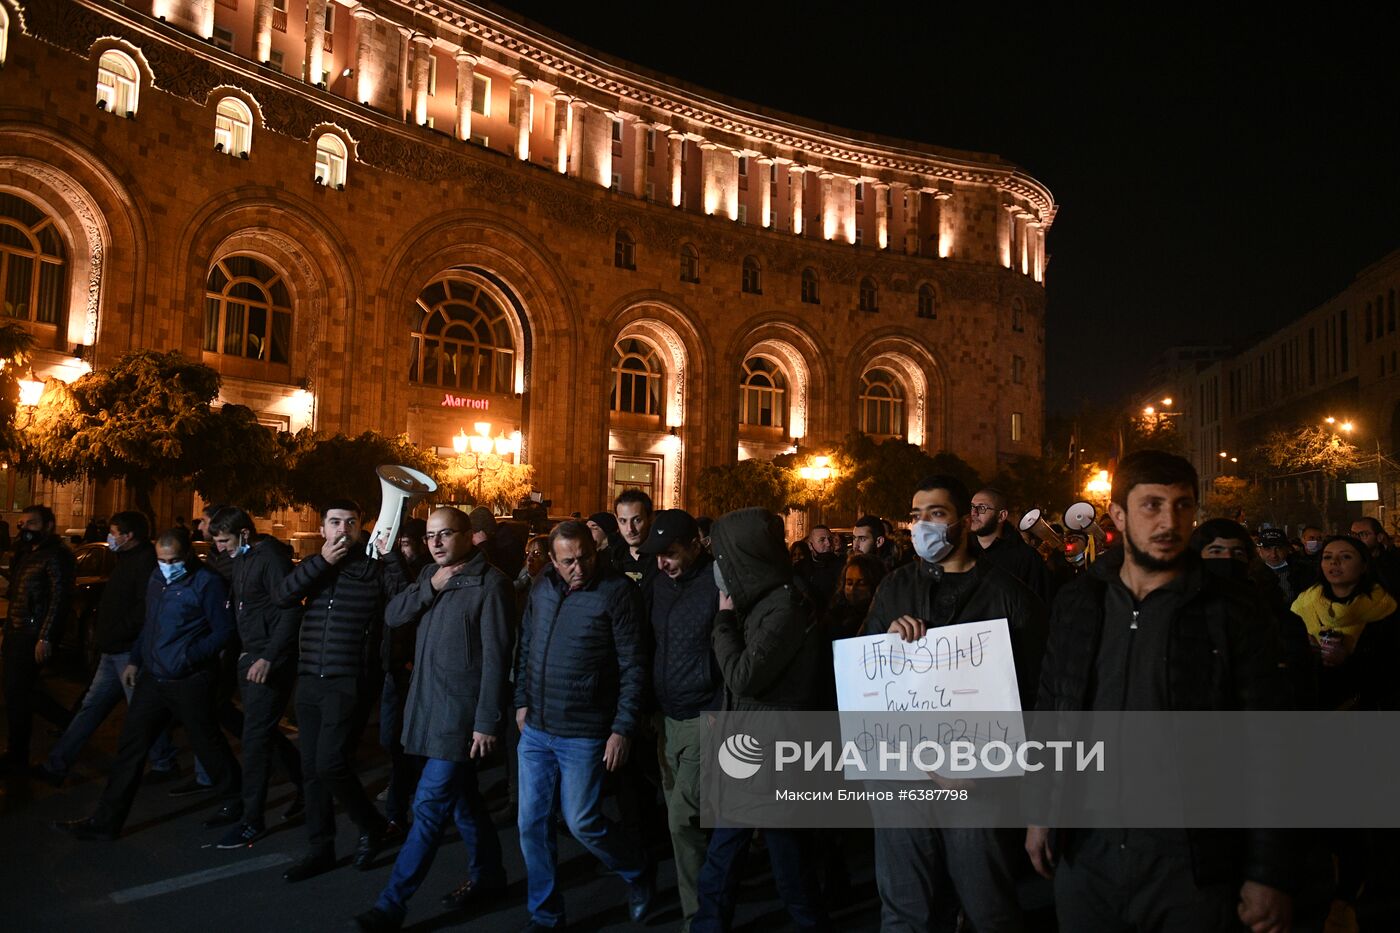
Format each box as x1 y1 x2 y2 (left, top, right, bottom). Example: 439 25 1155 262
587 512 619 536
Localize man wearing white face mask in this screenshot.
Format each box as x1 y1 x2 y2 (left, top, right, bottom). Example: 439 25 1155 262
863 475 1048 933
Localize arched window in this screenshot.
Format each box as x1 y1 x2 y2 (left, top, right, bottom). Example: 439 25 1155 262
96 50 139 116
739 356 786 428
0 192 67 326
214 97 253 157
409 275 516 394
610 338 662 415
204 256 292 369
801 267 820 305
1011 297 1025 332
0 6 10 69
859 367 905 437
679 244 699 284
614 230 636 270
917 283 937 319
858 276 879 312
314 133 347 187
741 255 762 295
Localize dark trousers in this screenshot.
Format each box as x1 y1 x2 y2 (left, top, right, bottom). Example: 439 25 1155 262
873 826 1024 933
2 631 71 761
378 670 423 825
1054 830 1238 933
297 674 383 855
694 827 831 932
237 659 302 825
93 668 241 832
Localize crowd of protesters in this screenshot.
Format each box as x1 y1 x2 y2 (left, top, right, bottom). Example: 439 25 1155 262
1 449 1396 932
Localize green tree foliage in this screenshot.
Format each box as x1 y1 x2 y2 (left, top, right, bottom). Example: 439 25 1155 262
25 350 274 520
1202 475 1273 525
803 434 985 522
432 452 535 515
697 458 795 516
0 322 36 463
285 430 436 515
192 404 291 514
1258 426 1362 477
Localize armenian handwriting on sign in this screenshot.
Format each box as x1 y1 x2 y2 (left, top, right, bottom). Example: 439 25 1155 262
832 619 1025 779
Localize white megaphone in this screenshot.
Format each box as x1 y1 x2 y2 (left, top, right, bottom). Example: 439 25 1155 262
1063 500 1108 548
1018 508 1062 550
365 464 438 559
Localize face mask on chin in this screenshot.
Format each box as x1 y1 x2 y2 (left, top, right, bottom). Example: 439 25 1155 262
912 520 958 564
107 534 120 552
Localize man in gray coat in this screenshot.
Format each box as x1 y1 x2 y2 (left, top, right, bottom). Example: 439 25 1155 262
353 507 512 932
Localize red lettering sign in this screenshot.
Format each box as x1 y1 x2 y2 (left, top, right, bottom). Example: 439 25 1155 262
440 393 490 410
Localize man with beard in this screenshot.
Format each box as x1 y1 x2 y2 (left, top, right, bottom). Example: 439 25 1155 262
1026 450 1293 933
866 477 1047 933
969 487 1053 606
851 515 897 573
793 524 843 612
613 490 658 590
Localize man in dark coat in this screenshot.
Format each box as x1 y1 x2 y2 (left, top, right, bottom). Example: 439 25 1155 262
207 506 305 848
514 520 653 928
54 530 241 839
793 524 843 613
969 487 1054 608
865 477 1048 933
1026 450 1293 933
642 509 721 929
40 511 172 783
695 507 831 932
276 499 408 882
379 517 432 832
354 507 512 932
2 504 76 771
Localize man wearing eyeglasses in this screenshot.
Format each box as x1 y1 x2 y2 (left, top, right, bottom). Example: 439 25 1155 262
968 487 1054 607
354 507 512 931
276 499 409 883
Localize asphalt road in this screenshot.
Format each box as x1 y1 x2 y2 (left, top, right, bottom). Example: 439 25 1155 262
0 657 888 933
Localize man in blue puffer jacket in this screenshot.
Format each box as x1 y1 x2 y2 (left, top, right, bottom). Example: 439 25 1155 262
514 519 654 930
53 529 241 840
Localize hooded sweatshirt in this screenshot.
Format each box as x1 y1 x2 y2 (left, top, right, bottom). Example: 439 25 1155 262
710 508 826 711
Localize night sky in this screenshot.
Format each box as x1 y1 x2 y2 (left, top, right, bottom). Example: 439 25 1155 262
499 2 1400 413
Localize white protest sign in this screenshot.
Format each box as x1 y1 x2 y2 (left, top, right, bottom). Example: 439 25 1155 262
832 618 1026 779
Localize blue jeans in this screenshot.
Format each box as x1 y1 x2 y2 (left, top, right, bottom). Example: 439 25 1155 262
47 652 177 775
517 725 646 926
373 756 504 920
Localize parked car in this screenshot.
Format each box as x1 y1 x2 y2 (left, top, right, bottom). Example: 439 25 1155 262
59 542 118 667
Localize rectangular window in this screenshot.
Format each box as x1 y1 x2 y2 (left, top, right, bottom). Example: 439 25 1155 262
610 173 620 193
611 119 622 142
469 133 489 147
1011 412 1023 442
855 182 863 201
770 161 778 183
645 181 654 201
1012 355 1025 384
325 6 335 32
425 116 435 129
738 156 748 177
737 204 747 225
472 74 490 116
268 49 284 73
212 26 235 52
611 459 658 505
646 128 655 153
428 56 438 97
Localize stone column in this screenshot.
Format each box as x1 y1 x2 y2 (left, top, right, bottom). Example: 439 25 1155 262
872 182 889 249
630 119 648 198
395 27 412 120
725 149 740 220
700 142 719 215
164 0 215 38
454 51 478 141
1034 224 1047 282
906 188 922 255
789 165 806 235
668 132 685 207
758 158 775 228
577 103 610 188
410 34 433 125
844 177 859 244
1000 203 1019 269
512 77 532 160
933 189 953 258
305 0 328 85
818 172 837 240
253 0 274 63
552 92 571 173
352 7 377 105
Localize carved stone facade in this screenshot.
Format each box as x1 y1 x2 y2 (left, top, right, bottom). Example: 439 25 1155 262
0 0 1052 523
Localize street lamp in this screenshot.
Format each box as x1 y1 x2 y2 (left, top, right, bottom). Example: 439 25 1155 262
797 455 836 526
452 421 517 505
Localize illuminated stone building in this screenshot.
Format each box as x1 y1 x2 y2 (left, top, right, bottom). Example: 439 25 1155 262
0 0 1054 527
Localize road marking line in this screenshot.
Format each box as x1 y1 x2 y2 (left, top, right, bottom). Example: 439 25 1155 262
110 853 293 904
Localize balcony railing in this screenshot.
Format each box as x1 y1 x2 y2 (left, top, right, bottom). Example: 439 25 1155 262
272 9 287 32
323 33 333 53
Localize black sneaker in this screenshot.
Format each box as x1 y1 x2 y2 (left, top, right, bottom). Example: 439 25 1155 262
168 778 214 798
353 907 403 932
215 822 266 849
353 828 386 870
51 817 118 841
283 852 336 883
202 801 244 829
